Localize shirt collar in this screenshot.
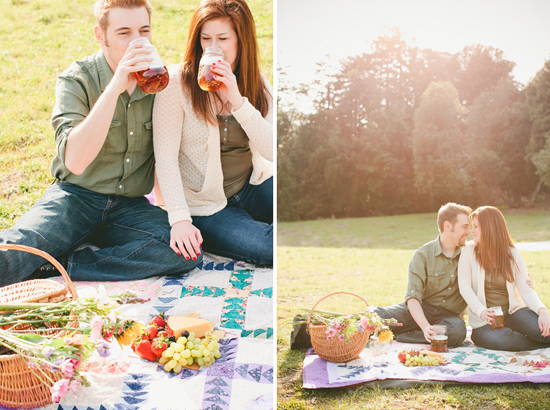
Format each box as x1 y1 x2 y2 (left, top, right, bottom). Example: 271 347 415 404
435 235 462 259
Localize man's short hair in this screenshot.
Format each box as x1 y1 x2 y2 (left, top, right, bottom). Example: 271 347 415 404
437 203 472 233
94 0 152 32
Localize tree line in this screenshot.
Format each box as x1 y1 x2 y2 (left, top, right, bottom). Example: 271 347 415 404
277 28 550 222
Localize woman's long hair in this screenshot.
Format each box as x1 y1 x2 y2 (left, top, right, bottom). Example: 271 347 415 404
472 206 517 283
181 0 270 124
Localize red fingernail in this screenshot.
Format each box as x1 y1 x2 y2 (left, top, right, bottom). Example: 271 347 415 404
193 257 197 261
212 63 216 65
186 256 190 260
177 251 181 255
218 60 221 62
198 253 201 256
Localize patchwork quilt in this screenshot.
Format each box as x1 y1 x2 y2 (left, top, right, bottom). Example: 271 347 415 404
2 253 273 410
303 340 550 389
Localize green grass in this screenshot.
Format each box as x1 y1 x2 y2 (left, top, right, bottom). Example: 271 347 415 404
278 207 550 249
277 210 550 409
0 0 272 230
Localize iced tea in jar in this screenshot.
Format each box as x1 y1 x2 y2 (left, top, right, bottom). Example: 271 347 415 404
490 306 505 330
198 46 224 91
431 325 448 353
130 39 170 94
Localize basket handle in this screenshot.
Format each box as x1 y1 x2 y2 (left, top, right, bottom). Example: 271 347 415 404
0 244 77 299
307 291 370 326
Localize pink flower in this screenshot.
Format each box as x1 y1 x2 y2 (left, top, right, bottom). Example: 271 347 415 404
64 333 83 346
69 379 81 393
50 378 70 403
28 361 38 370
61 359 75 378
90 316 104 342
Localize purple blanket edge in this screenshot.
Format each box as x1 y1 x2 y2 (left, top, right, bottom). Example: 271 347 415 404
303 348 550 389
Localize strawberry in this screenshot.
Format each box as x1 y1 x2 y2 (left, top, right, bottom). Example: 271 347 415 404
135 339 156 362
131 336 142 352
397 352 406 363
145 325 158 341
150 312 166 328
151 338 167 358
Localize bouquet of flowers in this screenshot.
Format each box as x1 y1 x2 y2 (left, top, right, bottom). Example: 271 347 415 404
0 289 147 404
305 307 400 344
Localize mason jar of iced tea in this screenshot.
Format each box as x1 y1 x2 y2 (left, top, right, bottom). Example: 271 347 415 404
431 325 448 353
490 306 505 330
130 39 170 94
198 46 224 92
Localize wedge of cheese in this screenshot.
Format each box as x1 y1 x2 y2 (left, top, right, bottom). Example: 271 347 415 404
167 315 214 339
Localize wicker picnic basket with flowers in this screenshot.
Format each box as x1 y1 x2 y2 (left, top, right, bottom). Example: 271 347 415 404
307 291 397 363
0 244 78 409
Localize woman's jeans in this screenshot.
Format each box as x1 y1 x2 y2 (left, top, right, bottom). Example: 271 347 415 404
192 177 273 266
471 307 550 351
0 181 201 286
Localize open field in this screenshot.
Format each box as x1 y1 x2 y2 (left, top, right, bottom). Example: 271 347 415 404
0 0 272 230
277 209 550 409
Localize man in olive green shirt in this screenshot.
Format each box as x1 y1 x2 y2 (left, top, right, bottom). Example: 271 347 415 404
375 203 472 347
0 0 201 286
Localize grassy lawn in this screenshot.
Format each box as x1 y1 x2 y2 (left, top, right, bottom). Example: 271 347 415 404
277 210 550 409
0 0 272 231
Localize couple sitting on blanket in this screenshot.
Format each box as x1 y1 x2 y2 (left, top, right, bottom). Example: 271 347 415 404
375 202 550 352
0 0 273 288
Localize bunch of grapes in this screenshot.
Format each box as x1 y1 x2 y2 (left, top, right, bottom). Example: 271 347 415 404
403 352 440 367
159 331 221 373
397 349 442 367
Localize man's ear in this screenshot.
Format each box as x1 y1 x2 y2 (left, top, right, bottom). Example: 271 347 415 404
443 220 451 232
94 25 105 45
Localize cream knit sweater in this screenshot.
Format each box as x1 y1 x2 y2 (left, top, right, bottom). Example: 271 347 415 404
153 65 273 226
458 243 547 329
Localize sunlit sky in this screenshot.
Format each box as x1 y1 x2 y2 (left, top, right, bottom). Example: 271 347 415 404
277 0 550 88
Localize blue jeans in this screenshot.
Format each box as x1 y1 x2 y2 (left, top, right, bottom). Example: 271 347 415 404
192 177 273 266
0 182 201 286
375 301 467 348
471 307 550 351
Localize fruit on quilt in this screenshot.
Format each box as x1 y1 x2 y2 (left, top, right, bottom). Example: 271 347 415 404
132 312 223 371
134 339 156 362
397 349 444 367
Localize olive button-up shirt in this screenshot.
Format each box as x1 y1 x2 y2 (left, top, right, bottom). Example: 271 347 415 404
404 236 467 314
50 49 155 198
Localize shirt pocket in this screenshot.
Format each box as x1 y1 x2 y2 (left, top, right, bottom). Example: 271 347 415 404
426 270 445 295
140 120 154 152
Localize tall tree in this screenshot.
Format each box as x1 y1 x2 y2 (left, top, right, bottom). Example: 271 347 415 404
412 81 471 208
526 59 550 198
466 79 535 207
452 44 516 105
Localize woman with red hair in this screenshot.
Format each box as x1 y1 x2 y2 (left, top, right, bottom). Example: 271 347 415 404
153 0 273 266
458 206 550 351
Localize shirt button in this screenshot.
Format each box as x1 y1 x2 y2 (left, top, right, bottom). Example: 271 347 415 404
126 158 130 163
128 104 131 108
224 128 228 132
119 185 123 189
129 131 134 136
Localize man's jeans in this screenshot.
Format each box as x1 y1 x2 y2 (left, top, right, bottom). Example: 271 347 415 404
374 301 467 348
471 307 550 351
0 182 201 286
193 177 273 266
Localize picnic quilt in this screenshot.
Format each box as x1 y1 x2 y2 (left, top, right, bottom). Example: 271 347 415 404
3 253 273 410
303 339 550 389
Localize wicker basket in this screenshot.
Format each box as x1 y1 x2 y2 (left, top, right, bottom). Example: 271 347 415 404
0 244 78 409
307 291 371 363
